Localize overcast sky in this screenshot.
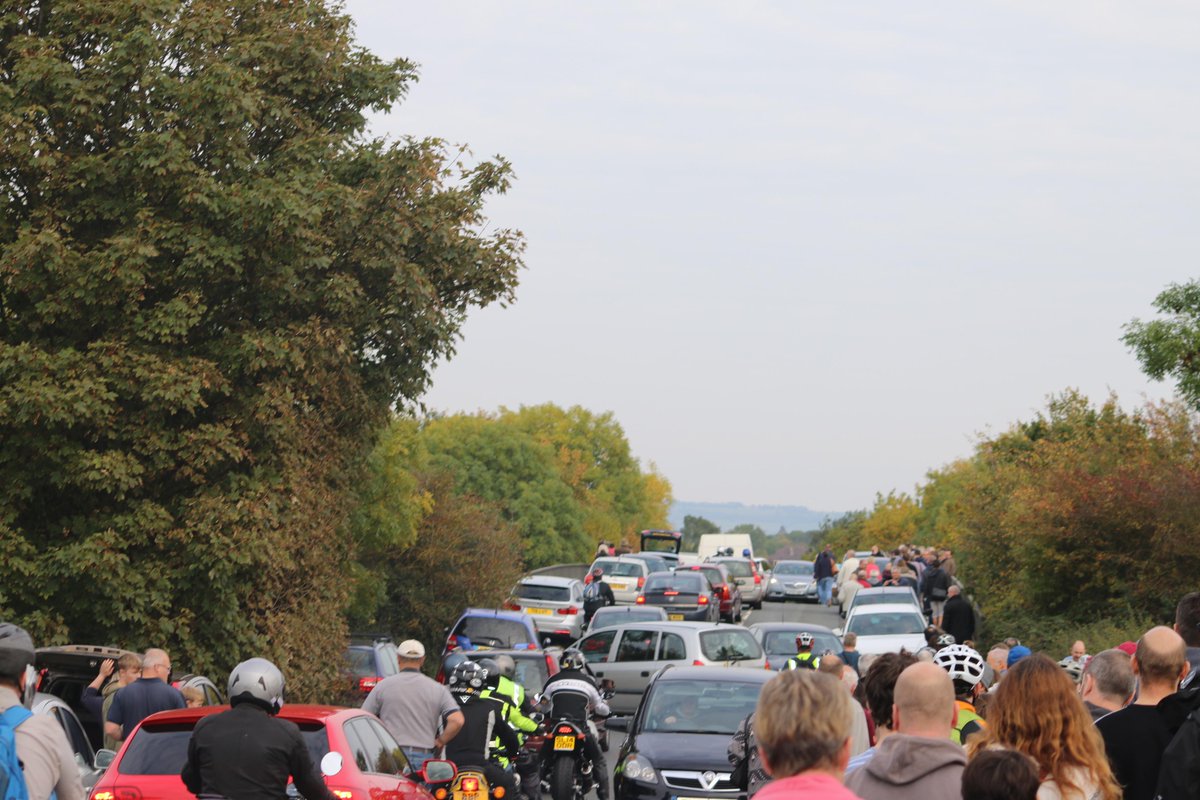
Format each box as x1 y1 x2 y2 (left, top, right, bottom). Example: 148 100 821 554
342 1 1199 512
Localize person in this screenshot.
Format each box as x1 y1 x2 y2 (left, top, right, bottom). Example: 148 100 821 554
615 540 632 555
986 646 1010 683
1006 645 1032 669
1079 649 1134 722
968 654 1120 800
0 623 85 800
932 644 987 745
839 551 861 591
542 650 610 800
938 549 956 579
362 639 463 770
445 661 520 800
921 560 950 627
752 669 863 800
961 749 1040 800
840 633 861 675
80 653 141 752
479 655 539 798
582 567 615 625
839 570 866 616
785 632 820 671
105 648 184 743
180 685 204 708
1096 627 1190 800
860 558 882 587
1174 591 1200 688
846 652 918 775
940 586 974 648
728 711 770 798
661 695 701 729
845 662 966 800
814 545 837 607
181 657 335 800
819 656 869 757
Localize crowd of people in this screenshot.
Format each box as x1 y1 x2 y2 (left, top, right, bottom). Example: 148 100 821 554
729 590 1200 800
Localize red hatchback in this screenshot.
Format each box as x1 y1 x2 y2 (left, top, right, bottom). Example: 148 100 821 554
90 705 439 800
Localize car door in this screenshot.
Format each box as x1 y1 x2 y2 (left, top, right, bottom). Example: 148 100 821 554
598 628 662 714
343 716 408 798
51 705 101 789
578 629 618 668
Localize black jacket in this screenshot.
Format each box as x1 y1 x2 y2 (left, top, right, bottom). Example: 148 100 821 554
181 703 335 800
941 595 974 645
445 695 520 766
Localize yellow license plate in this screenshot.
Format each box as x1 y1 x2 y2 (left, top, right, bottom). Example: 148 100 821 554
525 607 551 615
668 614 684 620
554 735 576 751
454 792 482 800
609 583 627 590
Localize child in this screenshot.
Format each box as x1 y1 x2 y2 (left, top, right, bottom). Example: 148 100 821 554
181 685 205 708
961 748 1038 800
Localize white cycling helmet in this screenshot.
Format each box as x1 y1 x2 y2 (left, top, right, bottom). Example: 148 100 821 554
796 632 815 647
1060 656 1086 683
933 644 986 686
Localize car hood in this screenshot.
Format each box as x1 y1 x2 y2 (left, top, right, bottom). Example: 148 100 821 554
630 731 738 772
854 634 926 655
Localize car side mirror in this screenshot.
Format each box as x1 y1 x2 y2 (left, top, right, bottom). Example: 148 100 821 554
421 759 456 784
320 751 344 777
832 628 843 637
605 716 629 732
94 749 116 771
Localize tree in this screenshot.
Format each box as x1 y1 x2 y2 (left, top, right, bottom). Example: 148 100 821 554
1124 281 1200 409
681 515 719 552
0 1 521 698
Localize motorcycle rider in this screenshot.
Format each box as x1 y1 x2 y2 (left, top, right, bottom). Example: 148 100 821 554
541 650 611 800
479 656 540 799
445 661 520 799
181 657 337 800
784 632 820 670
582 568 615 626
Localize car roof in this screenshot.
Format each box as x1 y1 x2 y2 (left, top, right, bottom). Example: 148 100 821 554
855 586 916 595
592 556 650 564
459 608 533 622
594 606 667 615
707 556 752 562
847 603 924 616
591 621 748 633
138 705 361 726
518 576 581 588
655 665 774 683
746 622 835 634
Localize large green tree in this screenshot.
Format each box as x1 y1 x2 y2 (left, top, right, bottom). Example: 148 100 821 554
0 0 521 698
1124 281 1200 409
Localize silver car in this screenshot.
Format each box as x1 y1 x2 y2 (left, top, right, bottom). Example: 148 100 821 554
574 621 767 714
585 605 669 633
507 576 586 640
589 556 651 604
764 560 817 602
32 693 105 792
707 557 764 609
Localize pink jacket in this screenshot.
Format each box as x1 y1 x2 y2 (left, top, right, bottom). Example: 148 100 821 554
754 771 864 800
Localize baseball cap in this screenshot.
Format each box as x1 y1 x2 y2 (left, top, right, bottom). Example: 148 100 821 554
398 640 426 659
1116 641 1137 656
1007 645 1032 667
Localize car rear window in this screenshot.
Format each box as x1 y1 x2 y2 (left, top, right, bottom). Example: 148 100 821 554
345 648 376 677
847 611 926 636
642 680 764 734
600 562 644 578
717 560 753 578
762 631 842 656
699 630 762 662
854 591 915 607
465 654 550 694
517 583 571 602
589 608 666 630
645 574 704 594
120 721 329 774
456 617 533 648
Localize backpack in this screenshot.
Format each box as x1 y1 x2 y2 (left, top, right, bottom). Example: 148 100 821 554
0 705 33 800
583 581 602 602
1156 687 1200 800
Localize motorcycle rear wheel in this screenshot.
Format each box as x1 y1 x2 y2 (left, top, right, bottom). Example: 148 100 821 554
550 755 575 800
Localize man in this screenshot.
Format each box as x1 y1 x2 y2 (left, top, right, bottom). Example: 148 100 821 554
839 571 867 617
940 586 974 648
920 560 949 627
542 650 611 800
182 657 336 800
840 633 861 675
479 656 538 798
785 632 820 671
814 545 837 607
1079 649 1134 722
362 639 463 769
105 648 184 743
582 567 615 626
819 656 869 757
846 652 918 775
938 549 956 579
1096 627 1190 800
932 644 987 744
1175 591 1200 688
81 653 141 752
985 646 1009 683
0 623 84 800
845 663 966 800
445 661 520 800
752 670 863 800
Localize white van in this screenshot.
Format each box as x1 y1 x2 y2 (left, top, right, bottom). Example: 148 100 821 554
697 533 754 560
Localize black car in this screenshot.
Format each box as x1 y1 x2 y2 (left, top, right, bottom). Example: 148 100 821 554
608 665 773 800
636 572 720 623
344 635 400 699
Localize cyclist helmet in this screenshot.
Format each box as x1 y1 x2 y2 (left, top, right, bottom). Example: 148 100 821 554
228 657 286 714
796 632 815 648
560 649 587 671
494 654 516 678
933 644 986 686
936 633 956 648
450 660 487 690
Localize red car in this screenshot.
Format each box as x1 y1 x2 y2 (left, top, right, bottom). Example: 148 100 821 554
90 705 445 800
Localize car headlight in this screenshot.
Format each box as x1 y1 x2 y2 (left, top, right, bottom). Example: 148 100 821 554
769 577 779 585
621 753 656 783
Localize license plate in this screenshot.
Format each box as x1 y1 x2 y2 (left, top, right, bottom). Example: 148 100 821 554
455 792 482 800
525 607 551 615
554 735 576 751
668 614 684 620
609 582 627 590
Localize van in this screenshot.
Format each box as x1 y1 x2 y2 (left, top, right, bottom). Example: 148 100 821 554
697 533 754 560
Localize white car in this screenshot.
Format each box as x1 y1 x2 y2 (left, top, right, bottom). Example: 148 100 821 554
588 556 651 604
837 603 928 655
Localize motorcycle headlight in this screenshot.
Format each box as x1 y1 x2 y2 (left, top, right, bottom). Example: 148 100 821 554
621 753 656 783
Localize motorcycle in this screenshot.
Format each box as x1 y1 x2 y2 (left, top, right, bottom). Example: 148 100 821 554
450 765 507 800
542 682 614 800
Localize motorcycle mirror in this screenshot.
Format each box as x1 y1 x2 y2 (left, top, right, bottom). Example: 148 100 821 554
320 751 344 777
605 716 629 732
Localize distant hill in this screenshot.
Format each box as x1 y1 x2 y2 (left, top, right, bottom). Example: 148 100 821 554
668 501 842 534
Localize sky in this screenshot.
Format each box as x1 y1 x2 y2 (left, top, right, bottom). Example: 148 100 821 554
341 1 1200 512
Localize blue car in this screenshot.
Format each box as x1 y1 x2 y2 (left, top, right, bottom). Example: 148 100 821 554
441 608 541 660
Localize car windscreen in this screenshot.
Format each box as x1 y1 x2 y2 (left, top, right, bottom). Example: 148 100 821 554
456 617 533 648
345 648 376 677
644 574 704 594
773 562 813 576
699 630 762 662
684 567 721 585
641 680 763 734
466 654 549 694
516 583 571 602
716 560 753 578
854 592 914 607
120 721 329 774
595 561 643 578
847 612 926 636
762 631 841 656
590 609 666 629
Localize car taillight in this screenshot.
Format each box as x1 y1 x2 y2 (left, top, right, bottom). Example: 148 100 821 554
563 606 579 615
722 586 732 599
698 595 709 605
91 792 115 800
503 601 521 611
546 653 557 675
358 676 379 693
664 591 679 596
331 791 354 800
93 790 140 800
583 573 593 585
637 576 645 589
635 595 645 604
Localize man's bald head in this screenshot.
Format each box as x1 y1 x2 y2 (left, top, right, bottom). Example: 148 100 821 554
1135 626 1188 688
893 662 956 736
818 654 844 678
947 585 960 598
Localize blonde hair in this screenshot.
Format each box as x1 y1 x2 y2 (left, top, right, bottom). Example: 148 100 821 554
756 669 853 777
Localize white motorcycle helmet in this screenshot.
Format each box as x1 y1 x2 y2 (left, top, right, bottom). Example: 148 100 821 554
228 657 286 714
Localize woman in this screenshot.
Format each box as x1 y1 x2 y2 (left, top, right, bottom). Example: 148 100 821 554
968 654 1119 800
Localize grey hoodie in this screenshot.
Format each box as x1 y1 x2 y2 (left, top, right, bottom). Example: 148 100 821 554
844 733 966 800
